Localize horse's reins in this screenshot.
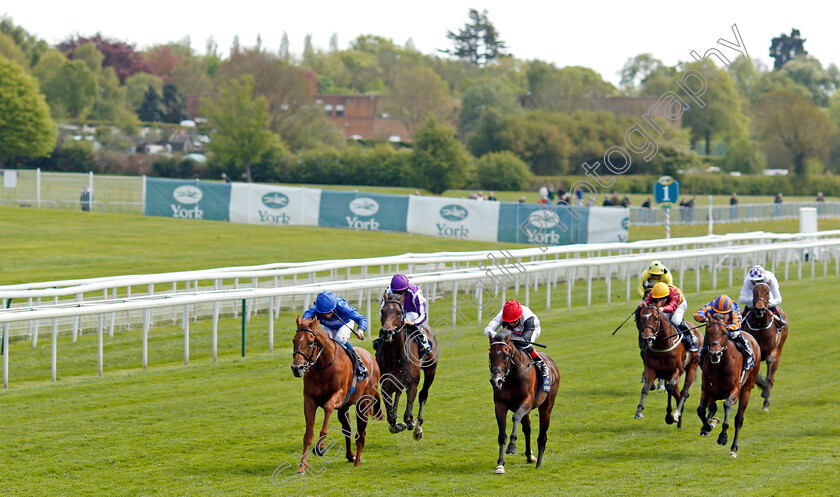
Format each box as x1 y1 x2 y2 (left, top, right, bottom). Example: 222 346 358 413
640 305 681 352
745 282 776 332
381 297 407 336
489 341 515 381
294 327 337 370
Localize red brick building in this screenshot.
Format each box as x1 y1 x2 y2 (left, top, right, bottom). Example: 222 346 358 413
316 94 411 141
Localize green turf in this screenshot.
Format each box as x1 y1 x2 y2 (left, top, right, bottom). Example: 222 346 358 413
0 268 837 496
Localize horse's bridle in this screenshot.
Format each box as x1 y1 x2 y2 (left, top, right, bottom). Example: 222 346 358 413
380 297 407 340
639 304 662 342
489 341 515 382
705 318 729 363
752 282 770 313
292 326 333 371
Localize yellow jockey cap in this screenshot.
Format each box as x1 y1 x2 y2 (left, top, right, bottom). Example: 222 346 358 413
648 260 666 275
651 282 670 299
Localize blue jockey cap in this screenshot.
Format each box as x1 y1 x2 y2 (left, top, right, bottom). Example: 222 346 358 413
314 291 338 314
390 274 410 292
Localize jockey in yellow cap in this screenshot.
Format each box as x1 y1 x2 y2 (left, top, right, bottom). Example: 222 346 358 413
637 260 673 298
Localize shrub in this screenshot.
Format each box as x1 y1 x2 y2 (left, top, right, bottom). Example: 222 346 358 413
475 151 532 191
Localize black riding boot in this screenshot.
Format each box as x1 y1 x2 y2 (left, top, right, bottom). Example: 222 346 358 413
679 322 698 352
414 327 432 358
533 355 551 392
731 333 754 371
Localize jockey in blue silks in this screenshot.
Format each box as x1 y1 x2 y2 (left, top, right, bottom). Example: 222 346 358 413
302 291 369 382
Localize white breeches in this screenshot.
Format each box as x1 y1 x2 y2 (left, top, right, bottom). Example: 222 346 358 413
662 300 688 327
323 323 354 344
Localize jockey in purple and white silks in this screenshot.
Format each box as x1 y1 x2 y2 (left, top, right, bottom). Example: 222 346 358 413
738 265 787 328
375 274 432 357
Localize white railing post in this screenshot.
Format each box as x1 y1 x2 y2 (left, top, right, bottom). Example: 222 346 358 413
143 309 149 369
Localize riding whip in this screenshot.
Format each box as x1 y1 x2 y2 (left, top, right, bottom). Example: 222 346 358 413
611 310 636 335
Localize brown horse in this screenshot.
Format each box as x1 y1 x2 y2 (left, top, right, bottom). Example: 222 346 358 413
291 317 382 474
634 304 703 427
742 282 788 412
696 315 762 458
377 292 438 440
489 331 559 474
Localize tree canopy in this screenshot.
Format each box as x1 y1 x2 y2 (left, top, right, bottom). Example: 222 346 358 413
441 9 508 66
0 55 56 165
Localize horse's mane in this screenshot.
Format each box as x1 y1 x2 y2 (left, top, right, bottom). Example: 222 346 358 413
492 329 512 342
384 292 402 303
300 317 322 332
711 312 727 322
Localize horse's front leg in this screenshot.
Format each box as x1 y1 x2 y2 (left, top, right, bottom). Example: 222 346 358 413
697 392 714 436
495 402 507 474
384 386 406 433
635 367 655 418
403 377 419 430
522 413 536 464
507 401 531 456
717 394 736 447
298 397 317 474
664 373 680 425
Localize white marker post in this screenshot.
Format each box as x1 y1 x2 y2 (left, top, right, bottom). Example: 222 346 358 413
664 206 671 239
708 194 714 235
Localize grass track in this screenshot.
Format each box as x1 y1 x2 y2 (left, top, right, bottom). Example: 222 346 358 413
1 206 839 496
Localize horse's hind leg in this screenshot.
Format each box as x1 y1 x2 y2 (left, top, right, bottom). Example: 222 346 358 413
494 403 507 474
353 406 369 467
536 403 553 469
522 413 536 464
337 405 356 462
717 397 735 447
761 354 777 411
635 368 655 418
676 362 698 429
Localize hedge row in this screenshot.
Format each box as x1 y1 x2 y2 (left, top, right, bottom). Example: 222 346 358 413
532 174 840 196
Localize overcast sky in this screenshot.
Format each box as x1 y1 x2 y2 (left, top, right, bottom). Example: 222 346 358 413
4 0 838 85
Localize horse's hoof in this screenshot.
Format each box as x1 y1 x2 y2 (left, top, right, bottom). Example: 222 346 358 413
700 430 709 436
413 427 423 441
717 435 728 446
730 451 738 459
634 412 644 419
495 465 505 474
296 468 306 475
709 417 720 429
526 454 537 464
312 445 326 457
390 423 407 433
665 413 674 425
505 446 517 455
405 419 416 429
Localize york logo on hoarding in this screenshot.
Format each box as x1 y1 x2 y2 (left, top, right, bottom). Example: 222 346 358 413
346 217 380 231
262 192 289 209
622 217 630 230
439 204 468 221
527 209 560 229
349 197 379 217
259 211 291 225
173 185 203 204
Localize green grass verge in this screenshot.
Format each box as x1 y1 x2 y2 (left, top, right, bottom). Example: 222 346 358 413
0 269 837 496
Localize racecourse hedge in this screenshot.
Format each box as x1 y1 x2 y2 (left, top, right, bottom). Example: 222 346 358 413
532 174 840 196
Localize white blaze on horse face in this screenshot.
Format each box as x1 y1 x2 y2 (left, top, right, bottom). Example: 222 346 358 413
643 313 652 319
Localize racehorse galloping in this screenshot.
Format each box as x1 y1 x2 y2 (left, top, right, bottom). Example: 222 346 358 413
696 315 762 458
635 304 702 426
743 282 788 412
488 331 559 474
291 317 382 473
377 293 438 440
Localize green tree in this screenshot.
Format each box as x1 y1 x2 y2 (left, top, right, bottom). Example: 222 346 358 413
136 85 164 122
57 59 97 118
769 28 807 70
0 55 56 166
411 117 471 194
162 83 186 123
0 32 28 69
776 55 838 107
727 55 761 103
458 78 520 137
618 53 663 94
0 15 49 66
474 151 531 191
679 61 748 155
757 90 835 176
124 72 163 111
73 42 104 73
201 74 284 182
442 9 509 66
527 63 616 112
386 65 455 138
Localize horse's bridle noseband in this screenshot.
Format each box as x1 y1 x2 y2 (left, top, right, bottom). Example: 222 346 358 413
381 297 407 338
639 304 663 341
752 282 770 311
293 327 328 371
489 341 515 382
705 319 729 361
